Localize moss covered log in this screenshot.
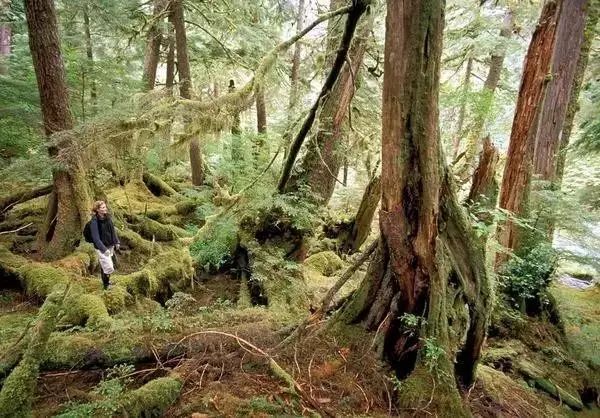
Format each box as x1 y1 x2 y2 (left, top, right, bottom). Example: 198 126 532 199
119 375 183 417
126 213 191 241
0 290 66 417
142 172 179 197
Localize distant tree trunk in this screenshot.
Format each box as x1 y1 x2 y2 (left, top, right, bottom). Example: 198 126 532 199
25 0 91 260
229 79 242 162
286 0 373 204
339 174 380 254
142 0 168 91
496 2 561 265
82 3 96 114
556 0 599 184
468 136 499 225
256 88 267 134
454 10 513 181
171 0 203 185
165 26 175 92
0 24 11 74
533 0 588 182
342 157 348 186
338 0 490 400
288 0 305 117
452 56 473 158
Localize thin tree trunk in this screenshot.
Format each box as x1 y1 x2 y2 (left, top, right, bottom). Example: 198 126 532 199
288 0 305 116
556 0 599 184
25 0 91 260
496 2 562 264
165 25 175 92
142 0 168 91
338 0 490 399
0 24 11 75
277 1 369 194
256 88 267 134
82 4 96 114
171 0 203 185
284 0 372 203
452 56 473 158
533 0 588 182
229 79 242 162
454 10 513 181
342 157 348 186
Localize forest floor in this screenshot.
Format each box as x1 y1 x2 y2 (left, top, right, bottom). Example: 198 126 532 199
0 178 599 417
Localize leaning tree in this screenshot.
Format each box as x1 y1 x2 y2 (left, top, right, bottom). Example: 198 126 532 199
335 0 491 414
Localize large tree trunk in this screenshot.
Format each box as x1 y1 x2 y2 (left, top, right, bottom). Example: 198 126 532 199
496 2 561 265
337 0 490 404
170 0 203 185
454 10 513 181
82 4 96 115
556 0 600 183
25 0 91 260
533 0 589 182
467 136 499 226
0 24 11 74
285 0 373 204
142 0 168 91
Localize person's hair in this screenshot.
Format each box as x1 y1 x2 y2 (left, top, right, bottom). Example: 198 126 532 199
91 200 107 216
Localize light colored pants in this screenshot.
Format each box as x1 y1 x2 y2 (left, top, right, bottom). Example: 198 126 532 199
97 246 114 274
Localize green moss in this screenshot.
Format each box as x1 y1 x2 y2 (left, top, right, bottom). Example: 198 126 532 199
61 293 112 329
0 244 27 270
304 251 344 276
118 228 155 254
18 263 69 297
101 285 131 314
43 335 96 369
396 366 468 417
174 200 198 215
119 376 182 417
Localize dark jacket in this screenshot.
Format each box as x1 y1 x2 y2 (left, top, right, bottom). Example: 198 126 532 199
90 215 120 253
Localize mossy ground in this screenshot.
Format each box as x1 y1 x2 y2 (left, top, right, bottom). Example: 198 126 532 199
2 179 600 417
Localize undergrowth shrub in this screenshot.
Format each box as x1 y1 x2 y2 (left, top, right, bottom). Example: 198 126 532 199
498 244 558 315
189 216 238 271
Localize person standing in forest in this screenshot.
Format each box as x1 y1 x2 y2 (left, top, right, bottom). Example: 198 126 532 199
87 201 120 289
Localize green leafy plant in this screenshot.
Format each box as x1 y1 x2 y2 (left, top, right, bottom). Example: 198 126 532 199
189 216 239 271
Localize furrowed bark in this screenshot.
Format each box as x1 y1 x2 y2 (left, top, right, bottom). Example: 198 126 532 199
496 2 561 264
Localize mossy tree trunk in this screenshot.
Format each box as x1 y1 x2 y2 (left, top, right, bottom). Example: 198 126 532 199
165 21 175 92
285 0 373 204
337 1 490 401
171 0 204 186
229 79 243 162
142 0 168 91
451 56 473 159
25 0 91 260
556 0 599 184
496 1 561 265
453 9 513 182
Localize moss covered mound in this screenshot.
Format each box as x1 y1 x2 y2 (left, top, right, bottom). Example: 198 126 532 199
303 251 344 276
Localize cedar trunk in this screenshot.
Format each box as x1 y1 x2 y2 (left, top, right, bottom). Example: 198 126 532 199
533 0 588 182
25 0 91 260
286 0 372 204
171 0 203 185
496 2 561 263
556 0 600 183
165 26 175 91
338 0 490 401
142 0 168 91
